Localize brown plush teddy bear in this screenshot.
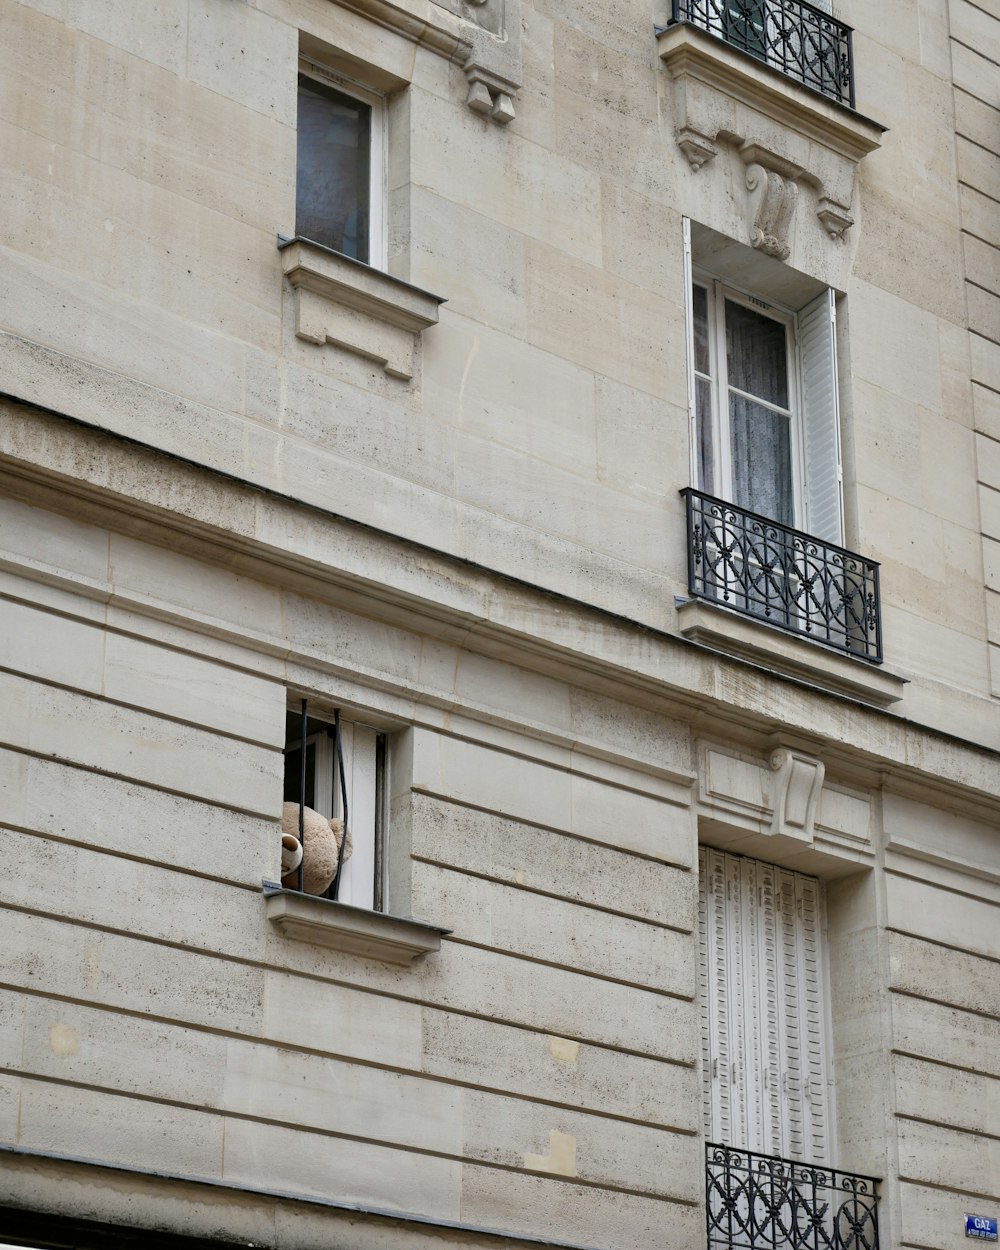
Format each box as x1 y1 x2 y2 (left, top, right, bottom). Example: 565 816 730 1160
280 802 351 895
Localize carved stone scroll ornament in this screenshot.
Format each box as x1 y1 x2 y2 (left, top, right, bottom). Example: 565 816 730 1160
769 747 825 843
744 162 798 260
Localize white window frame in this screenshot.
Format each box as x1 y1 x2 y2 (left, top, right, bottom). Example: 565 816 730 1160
693 274 805 529
297 57 388 270
284 712 387 912
683 220 845 546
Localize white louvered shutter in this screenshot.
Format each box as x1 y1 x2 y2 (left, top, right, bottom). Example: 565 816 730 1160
683 219 698 487
798 289 844 545
699 849 832 1162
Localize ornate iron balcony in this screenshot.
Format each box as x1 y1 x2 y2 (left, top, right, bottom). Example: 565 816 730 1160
682 490 882 663
669 0 855 107
707 1143 881 1250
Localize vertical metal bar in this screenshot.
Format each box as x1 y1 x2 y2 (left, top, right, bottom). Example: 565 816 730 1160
297 697 307 893
847 27 855 108
330 708 350 901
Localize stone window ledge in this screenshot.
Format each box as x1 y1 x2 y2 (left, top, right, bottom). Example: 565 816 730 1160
676 599 907 707
657 23 885 243
263 881 450 965
278 236 445 381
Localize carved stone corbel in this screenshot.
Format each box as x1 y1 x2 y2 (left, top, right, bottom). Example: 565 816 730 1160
816 196 854 239
744 162 798 260
769 747 825 843
677 125 719 170
451 0 521 124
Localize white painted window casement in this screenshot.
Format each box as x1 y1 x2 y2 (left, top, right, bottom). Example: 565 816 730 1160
682 222 844 545
688 275 843 544
296 62 387 269
698 847 833 1163
283 711 386 911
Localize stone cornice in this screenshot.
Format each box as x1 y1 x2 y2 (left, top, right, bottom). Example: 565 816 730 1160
658 25 885 164
0 396 998 817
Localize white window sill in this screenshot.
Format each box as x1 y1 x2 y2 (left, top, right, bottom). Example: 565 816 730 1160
278 236 445 381
263 881 450 965
676 598 907 707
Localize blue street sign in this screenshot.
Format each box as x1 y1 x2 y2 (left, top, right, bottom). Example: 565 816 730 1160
966 1216 998 1241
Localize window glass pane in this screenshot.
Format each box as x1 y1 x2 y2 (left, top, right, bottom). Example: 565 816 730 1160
696 375 715 492
729 394 793 525
693 284 711 375
725 299 789 409
297 77 371 264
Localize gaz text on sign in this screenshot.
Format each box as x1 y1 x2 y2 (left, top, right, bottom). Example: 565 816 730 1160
966 1216 998 1241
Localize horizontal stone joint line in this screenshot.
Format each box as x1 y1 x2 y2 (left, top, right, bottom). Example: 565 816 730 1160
894 1167 1000 1204
0 1067 697 1205
890 985 1000 1023
411 854 694 935
885 926 1000 970
0 1145 624 1250
443 934 695 1002
0 583 291 689
0 908 697 1067
885 864 1000 905
0 980 697 1134
0 661 282 754
412 788 694 870
0 823 264 893
0 740 277 822
894 1111 1000 1143
891 1047 1000 1080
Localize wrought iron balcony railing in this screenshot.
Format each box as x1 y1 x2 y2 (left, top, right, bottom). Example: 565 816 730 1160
669 0 855 108
682 489 882 663
707 1143 881 1250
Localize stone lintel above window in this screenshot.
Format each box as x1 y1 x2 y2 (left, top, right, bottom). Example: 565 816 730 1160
279 236 445 381
263 881 450 964
658 22 885 249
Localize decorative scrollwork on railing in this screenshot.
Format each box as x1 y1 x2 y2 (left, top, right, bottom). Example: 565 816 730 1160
682 489 882 662
706 1143 881 1250
669 0 855 107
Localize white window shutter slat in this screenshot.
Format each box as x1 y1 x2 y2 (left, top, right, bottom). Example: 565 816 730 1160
683 219 698 488
796 874 831 1162
798 289 844 545
698 849 832 1163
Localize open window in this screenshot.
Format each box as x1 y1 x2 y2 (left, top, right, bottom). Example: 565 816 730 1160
282 706 386 912
689 272 843 546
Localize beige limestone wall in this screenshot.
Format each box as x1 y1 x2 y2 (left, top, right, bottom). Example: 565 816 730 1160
0 486 706 1249
0 0 996 748
947 0 1000 694
882 795 1000 1250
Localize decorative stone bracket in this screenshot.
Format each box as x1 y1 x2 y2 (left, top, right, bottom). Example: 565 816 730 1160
769 746 825 843
279 237 445 380
658 23 885 253
340 0 522 123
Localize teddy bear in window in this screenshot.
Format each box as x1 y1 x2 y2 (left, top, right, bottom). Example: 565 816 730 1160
280 802 352 896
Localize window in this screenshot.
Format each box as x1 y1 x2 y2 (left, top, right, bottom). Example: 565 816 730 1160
283 707 386 911
689 274 843 545
296 64 385 268
698 847 833 1162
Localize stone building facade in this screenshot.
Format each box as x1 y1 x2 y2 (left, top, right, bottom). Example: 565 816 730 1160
0 1 997 1249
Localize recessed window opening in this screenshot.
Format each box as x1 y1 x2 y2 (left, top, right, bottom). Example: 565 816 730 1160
296 64 385 266
283 702 386 911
